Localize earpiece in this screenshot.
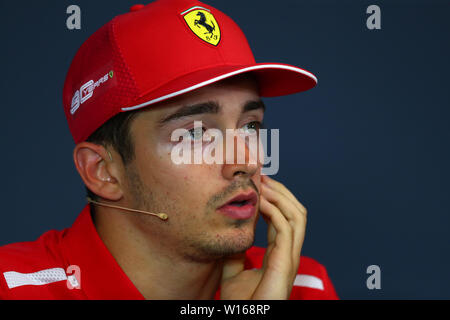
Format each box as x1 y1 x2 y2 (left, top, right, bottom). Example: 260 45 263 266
86 197 168 221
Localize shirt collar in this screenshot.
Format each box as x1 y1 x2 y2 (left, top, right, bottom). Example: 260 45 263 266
61 203 145 299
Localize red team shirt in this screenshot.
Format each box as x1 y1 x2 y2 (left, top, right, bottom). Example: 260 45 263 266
0 204 338 300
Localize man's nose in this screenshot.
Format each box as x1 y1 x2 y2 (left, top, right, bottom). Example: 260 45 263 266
221 132 260 180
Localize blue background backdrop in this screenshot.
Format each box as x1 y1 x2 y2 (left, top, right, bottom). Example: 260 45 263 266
1 0 449 299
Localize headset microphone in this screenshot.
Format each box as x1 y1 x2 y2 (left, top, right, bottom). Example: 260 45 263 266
86 197 168 221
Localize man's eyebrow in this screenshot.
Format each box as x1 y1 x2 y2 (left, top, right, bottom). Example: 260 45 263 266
157 99 265 125
243 99 266 113
158 101 220 125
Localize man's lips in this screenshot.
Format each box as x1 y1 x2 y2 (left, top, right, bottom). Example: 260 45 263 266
217 191 258 220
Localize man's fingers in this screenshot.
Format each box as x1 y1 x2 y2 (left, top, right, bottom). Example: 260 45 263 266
259 196 292 245
261 184 302 223
261 183 306 271
259 196 293 271
262 175 307 215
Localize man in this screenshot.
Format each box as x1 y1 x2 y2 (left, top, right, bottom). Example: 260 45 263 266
0 0 338 299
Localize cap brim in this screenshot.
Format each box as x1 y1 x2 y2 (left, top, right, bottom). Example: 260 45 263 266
121 63 317 112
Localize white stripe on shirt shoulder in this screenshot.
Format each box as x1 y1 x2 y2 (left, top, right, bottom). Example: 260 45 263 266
294 274 324 291
251 268 324 291
3 268 67 289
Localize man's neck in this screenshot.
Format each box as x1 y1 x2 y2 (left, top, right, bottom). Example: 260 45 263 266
92 207 224 299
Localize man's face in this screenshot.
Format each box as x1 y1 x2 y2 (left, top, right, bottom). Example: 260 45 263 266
121 76 264 262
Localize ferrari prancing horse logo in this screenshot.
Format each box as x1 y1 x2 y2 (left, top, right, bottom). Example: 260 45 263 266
182 7 221 46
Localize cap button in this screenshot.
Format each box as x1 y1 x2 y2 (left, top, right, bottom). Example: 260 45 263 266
130 4 145 12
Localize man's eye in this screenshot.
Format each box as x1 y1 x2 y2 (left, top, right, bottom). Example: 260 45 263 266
241 121 262 134
187 126 206 140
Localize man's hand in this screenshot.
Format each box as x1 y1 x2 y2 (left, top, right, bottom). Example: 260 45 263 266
220 175 308 299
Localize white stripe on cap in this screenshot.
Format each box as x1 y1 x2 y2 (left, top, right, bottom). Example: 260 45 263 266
294 274 324 291
180 6 211 15
121 64 317 112
3 268 67 289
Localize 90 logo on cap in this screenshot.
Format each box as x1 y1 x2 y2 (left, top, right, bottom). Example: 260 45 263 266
70 70 114 115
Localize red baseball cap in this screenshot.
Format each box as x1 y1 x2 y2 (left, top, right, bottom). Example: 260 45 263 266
63 0 317 144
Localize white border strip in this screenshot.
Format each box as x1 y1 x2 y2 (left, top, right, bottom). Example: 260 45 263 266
3 268 67 289
122 64 317 112
294 274 324 291
180 6 210 16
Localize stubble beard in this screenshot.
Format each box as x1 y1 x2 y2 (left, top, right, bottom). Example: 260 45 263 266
125 163 258 263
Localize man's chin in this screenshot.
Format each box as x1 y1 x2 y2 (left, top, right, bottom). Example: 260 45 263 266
186 228 255 262
221 232 255 256
221 218 258 254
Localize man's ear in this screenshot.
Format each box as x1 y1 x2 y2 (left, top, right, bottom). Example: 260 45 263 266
73 142 123 201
